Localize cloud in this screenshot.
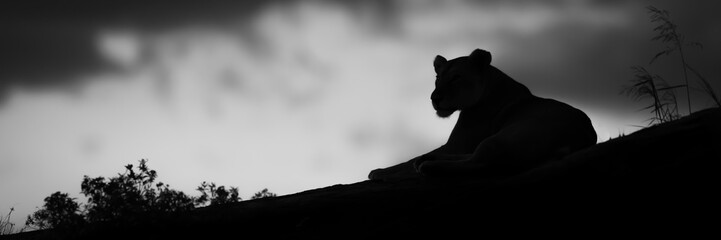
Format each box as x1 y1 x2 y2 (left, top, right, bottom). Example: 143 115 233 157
4 0 720 228
0 3 442 227
0 0 272 102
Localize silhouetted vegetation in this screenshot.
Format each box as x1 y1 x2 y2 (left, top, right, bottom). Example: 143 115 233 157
79 159 195 224
195 181 241 207
626 6 720 125
24 159 276 231
25 192 85 231
624 66 681 124
1 208 20 235
251 188 278 200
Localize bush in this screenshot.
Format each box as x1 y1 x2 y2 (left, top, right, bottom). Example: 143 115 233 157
195 181 241 207
80 159 195 223
25 192 85 230
26 160 194 230
251 188 277 200
26 159 276 231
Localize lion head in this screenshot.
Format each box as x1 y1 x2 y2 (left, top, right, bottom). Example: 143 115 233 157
431 49 492 118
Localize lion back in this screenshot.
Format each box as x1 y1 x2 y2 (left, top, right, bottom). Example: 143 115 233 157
494 97 597 164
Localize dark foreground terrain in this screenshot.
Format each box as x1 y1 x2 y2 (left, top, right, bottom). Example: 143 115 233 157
10 108 720 239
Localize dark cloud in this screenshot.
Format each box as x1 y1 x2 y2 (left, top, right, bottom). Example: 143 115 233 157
628 1 721 111
1 0 719 112
501 1 721 112
0 0 401 102
0 0 273 100
0 22 104 91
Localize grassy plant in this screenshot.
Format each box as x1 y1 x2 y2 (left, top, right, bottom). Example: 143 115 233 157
648 6 693 113
607 132 626 141
1 208 17 235
625 6 719 124
684 63 721 108
646 6 720 112
624 66 682 125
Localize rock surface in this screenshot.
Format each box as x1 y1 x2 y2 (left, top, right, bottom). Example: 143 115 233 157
12 108 720 239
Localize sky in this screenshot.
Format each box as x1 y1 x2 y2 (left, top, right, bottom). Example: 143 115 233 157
1 0 720 229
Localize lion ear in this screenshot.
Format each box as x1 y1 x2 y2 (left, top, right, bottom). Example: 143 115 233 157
469 49 491 65
433 55 447 73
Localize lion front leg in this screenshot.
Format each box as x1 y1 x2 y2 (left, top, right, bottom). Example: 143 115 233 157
417 136 506 177
368 157 418 181
412 153 474 172
368 147 469 181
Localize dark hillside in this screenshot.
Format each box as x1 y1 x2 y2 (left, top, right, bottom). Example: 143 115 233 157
10 108 720 239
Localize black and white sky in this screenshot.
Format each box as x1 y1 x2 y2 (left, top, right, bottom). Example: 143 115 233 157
1 0 720 227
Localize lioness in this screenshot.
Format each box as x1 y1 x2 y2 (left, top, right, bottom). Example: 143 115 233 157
369 49 597 180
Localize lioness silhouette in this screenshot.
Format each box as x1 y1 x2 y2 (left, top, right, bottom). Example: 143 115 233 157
369 49 597 181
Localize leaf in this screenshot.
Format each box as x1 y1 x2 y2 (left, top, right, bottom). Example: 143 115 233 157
640 104 656 111
632 81 650 87
656 85 686 91
649 48 675 64
684 62 721 107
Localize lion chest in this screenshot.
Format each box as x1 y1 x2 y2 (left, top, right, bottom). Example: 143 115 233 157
443 111 504 154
